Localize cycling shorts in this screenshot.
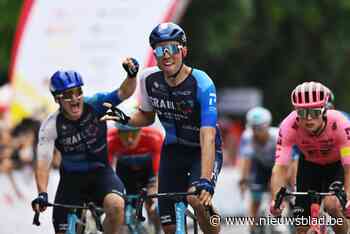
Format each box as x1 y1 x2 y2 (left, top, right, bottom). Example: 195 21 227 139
116 155 155 194
158 144 222 225
53 166 125 232
293 155 344 222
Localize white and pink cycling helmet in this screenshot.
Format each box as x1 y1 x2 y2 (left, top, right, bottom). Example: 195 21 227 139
291 81 330 108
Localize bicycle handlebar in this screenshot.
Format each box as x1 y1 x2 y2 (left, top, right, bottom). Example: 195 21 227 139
134 189 199 222
274 184 347 211
32 201 104 231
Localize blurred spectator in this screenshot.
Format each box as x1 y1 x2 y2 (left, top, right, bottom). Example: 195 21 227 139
219 117 244 167
11 117 41 169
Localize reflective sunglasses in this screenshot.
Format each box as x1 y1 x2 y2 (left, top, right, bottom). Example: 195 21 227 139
296 108 324 119
153 44 182 59
57 87 83 102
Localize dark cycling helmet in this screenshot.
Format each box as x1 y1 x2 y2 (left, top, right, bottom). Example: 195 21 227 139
149 22 186 48
291 81 330 108
50 70 84 95
115 122 139 132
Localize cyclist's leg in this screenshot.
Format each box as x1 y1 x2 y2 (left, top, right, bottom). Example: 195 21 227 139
143 158 161 234
248 161 270 233
187 147 222 234
322 161 347 234
93 166 125 234
158 144 189 234
117 156 160 232
294 155 322 234
53 170 86 234
116 157 139 233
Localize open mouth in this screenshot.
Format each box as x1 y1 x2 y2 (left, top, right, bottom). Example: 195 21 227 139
162 59 174 67
70 102 81 114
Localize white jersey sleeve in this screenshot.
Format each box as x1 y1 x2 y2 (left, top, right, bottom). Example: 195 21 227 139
139 66 160 112
37 111 58 163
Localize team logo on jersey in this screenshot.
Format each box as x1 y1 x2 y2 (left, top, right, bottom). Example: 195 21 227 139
332 122 337 130
176 100 194 114
209 93 216 105
345 127 350 140
171 90 192 96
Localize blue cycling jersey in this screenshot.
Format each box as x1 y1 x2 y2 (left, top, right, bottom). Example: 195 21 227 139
139 67 222 147
37 90 121 172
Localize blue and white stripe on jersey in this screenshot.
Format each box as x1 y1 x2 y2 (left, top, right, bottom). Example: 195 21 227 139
192 69 217 128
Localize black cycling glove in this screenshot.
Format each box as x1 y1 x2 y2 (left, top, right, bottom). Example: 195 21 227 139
122 58 139 78
192 178 215 195
31 192 48 211
105 104 130 125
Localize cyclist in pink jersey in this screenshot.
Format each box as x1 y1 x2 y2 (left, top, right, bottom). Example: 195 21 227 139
270 81 350 234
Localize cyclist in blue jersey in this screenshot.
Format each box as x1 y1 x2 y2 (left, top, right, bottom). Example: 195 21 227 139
102 22 222 234
31 57 139 234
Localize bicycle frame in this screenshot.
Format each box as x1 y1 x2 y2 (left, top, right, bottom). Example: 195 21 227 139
124 194 147 234
33 202 104 234
135 189 199 234
175 201 198 234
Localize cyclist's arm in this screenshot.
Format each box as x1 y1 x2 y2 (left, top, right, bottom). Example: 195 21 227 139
238 132 253 182
239 158 252 182
117 75 136 100
344 166 350 199
128 109 156 127
271 120 295 198
196 71 218 180
336 112 350 197
200 127 216 179
35 113 57 193
271 164 289 198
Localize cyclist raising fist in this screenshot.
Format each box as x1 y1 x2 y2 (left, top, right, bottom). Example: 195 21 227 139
32 57 138 234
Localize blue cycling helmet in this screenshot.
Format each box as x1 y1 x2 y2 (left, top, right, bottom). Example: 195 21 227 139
149 22 187 48
246 107 272 128
115 122 139 132
50 70 84 95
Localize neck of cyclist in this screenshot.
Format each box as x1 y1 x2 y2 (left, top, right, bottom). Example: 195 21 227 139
313 119 326 135
164 63 190 86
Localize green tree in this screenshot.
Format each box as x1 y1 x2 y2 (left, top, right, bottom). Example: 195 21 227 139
0 0 22 85
182 0 350 122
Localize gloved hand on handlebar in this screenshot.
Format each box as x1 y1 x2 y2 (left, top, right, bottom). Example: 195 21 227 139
31 192 48 212
269 200 285 217
192 178 215 206
100 102 130 124
192 178 214 195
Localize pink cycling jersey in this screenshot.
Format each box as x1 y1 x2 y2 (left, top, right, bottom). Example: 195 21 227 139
276 110 350 166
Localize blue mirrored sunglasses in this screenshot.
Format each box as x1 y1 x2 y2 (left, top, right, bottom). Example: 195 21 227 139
153 44 182 59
